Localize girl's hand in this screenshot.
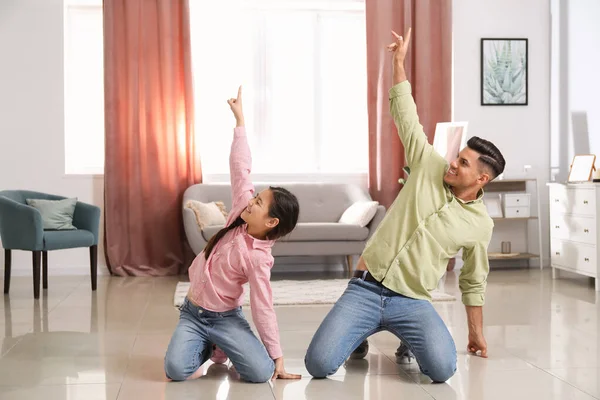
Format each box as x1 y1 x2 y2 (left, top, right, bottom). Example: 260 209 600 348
227 86 244 127
271 357 301 381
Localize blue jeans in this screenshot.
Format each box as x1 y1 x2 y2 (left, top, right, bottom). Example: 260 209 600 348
164 298 275 383
305 277 456 382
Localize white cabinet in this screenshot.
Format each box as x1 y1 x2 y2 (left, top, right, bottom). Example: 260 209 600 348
548 183 600 290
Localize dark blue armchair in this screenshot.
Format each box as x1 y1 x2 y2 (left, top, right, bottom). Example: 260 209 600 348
0 190 100 299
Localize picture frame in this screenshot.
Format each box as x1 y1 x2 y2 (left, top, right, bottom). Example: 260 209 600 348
483 195 503 218
481 38 528 106
433 121 469 162
568 154 597 182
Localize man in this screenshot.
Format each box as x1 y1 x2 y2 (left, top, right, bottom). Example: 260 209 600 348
304 28 505 383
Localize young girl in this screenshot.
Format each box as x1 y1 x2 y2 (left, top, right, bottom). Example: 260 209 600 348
164 86 301 384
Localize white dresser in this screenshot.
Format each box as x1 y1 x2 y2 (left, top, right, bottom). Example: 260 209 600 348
548 183 600 290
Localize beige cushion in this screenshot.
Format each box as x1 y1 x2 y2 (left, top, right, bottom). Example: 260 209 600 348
185 200 227 230
338 201 379 227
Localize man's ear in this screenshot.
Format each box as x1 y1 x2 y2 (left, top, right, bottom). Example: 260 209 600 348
478 171 491 185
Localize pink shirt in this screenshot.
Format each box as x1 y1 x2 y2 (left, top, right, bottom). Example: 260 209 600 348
187 127 282 359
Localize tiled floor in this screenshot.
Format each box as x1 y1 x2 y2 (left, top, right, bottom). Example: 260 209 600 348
0 268 598 399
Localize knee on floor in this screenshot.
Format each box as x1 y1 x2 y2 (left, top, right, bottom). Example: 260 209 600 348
164 357 194 382
425 357 457 383
239 363 274 383
304 350 337 379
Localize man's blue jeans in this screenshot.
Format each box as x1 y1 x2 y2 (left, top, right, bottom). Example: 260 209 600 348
305 277 457 382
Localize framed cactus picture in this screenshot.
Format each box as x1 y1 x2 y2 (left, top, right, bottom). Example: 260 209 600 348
481 38 528 105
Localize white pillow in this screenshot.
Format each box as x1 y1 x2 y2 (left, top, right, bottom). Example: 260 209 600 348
339 201 379 227
185 200 228 230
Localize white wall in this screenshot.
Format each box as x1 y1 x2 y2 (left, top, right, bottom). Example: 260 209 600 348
453 0 551 264
551 0 600 182
0 0 107 276
568 0 600 162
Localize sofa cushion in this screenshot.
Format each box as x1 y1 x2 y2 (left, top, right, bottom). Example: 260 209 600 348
201 222 369 243
185 200 228 229
183 183 373 223
339 201 379 227
285 223 369 241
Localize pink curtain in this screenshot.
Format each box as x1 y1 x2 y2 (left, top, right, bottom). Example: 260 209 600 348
103 0 201 276
366 0 452 208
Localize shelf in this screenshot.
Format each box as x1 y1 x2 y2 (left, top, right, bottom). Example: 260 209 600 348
488 252 539 261
492 217 538 221
486 179 535 193
490 178 537 183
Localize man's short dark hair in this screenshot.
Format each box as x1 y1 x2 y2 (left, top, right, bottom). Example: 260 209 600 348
467 136 506 179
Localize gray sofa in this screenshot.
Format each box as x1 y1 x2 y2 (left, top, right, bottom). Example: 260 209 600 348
182 182 386 274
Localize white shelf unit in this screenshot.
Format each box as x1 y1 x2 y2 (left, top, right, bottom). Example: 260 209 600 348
485 178 543 268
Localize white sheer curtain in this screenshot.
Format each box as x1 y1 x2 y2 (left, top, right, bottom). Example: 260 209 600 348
189 0 368 176
64 0 104 175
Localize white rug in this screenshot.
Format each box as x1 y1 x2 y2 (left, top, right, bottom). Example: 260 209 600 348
173 279 456 308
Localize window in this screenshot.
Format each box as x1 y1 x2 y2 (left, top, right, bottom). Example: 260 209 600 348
63 0 104 175
189 0 368 176
63 0 368 178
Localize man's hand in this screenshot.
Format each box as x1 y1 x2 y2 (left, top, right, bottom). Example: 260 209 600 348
465 305 488 358
227 85 244 127
468 332 488 358
387 27 412 65
271 357 301 381
387 27 412 84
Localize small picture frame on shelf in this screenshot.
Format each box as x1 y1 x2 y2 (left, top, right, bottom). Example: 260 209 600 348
483 196 503 218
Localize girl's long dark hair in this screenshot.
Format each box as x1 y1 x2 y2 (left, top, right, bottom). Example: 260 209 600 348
204 186 299 260
203 216 245 260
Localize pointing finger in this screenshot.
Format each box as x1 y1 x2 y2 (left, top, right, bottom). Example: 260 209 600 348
404 27 412 47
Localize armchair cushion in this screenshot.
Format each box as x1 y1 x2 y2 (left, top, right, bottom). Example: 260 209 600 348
43 230 95 251
25 198 77 230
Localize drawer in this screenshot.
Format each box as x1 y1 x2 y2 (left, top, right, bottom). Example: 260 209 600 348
550 239 596 276
572 189 596 216
504 193 530 207
550 214 569 240
550 239 566 266
568 215 597 245
550 214 597 245
549 188 568 214
504 206 530 218
550 187 596 216
580 247 597 275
